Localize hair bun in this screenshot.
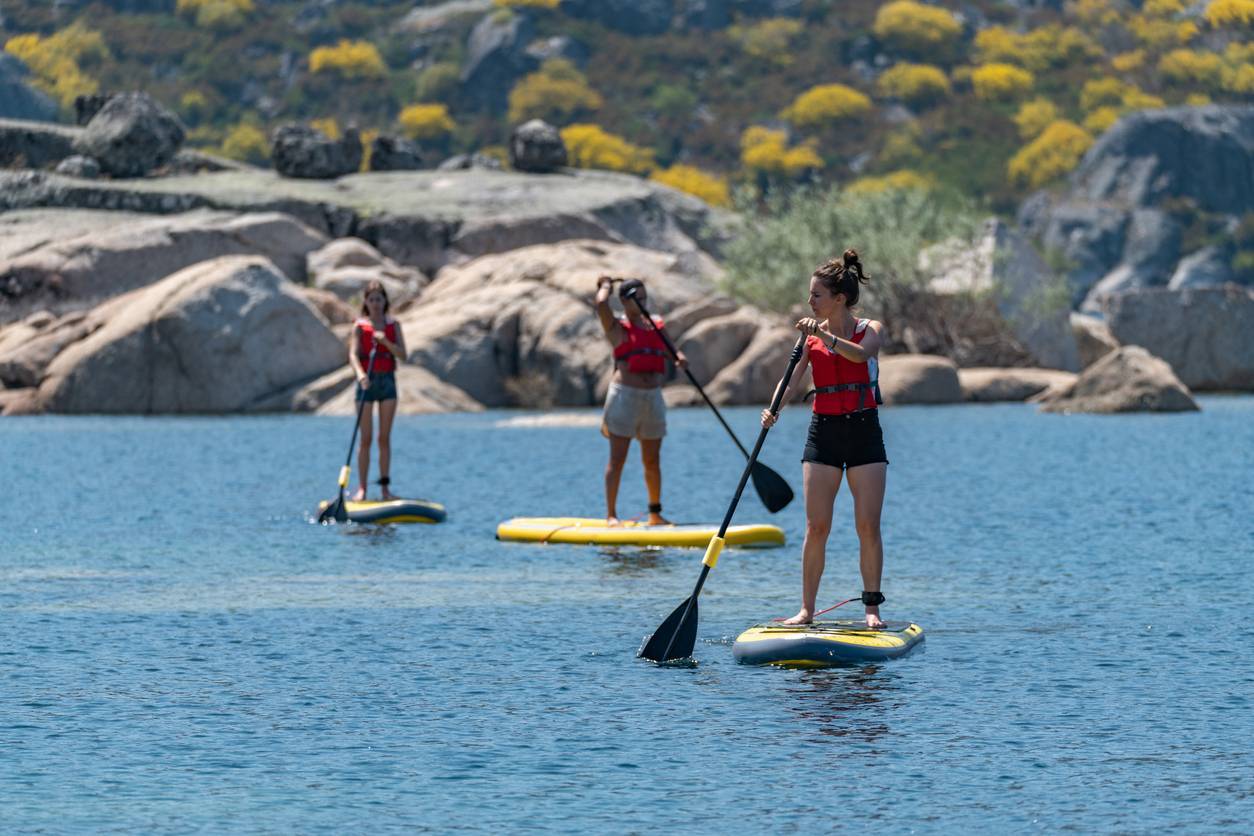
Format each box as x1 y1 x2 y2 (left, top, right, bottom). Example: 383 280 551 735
842 248 860 267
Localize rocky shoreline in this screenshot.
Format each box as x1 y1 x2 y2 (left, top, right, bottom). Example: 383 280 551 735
2 95 1252 417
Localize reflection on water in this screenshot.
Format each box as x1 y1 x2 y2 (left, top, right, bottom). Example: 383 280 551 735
598 546 665 575
785 666 896 743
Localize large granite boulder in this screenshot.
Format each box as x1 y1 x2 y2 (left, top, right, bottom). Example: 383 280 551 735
294 364 483 415
306 237 429 307
1167 246 1236 290
675 309 765 385
920 217 1080 370
1102 285 1254 391
702 324 803 405
1037 346 1198 413
509 119 566 173
878 354 963 404
0 54 58 123
271 124 362 179
35 256 345 413
73 92 185 177
54 155 100 179
0 310 89 388
369 135 427 172
1018 106 1254 306
1070 312 1118 369
0 118 80 168
461 10 537 111
0 209 328 324
959 367 1076 402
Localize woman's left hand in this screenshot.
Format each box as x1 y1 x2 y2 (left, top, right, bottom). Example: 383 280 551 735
795 317 820 336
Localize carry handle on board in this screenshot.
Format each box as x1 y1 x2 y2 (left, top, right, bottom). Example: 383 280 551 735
621 285 794 514
638 334 806 663
318 339 379 524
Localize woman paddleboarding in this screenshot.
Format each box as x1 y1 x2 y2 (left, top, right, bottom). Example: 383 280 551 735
348 280 407 501
760 250 889 628
594 276 687 527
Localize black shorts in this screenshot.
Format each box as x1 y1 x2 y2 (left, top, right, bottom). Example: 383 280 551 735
358 371 397 403
802 410 889 470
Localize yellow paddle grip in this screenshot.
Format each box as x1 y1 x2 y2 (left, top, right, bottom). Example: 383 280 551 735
702 536 725 569
338 465 351 488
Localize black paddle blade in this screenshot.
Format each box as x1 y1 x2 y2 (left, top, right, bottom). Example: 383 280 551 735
318 494 347 524
638 596 699 663
751 461 794 513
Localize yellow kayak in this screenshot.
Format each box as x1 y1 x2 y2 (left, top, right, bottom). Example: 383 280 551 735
495 517 785 548
733 620 924 667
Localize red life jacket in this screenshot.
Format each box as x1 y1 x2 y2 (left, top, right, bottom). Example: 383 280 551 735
613 316 668 374
808 319 881 415
356 317 398 373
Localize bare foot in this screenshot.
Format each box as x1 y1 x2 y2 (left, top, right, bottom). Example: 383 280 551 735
780 609 813 625
350 487 366 501
647 513 672 526
606 515 622 527
381 486 396 501
865 608 885 629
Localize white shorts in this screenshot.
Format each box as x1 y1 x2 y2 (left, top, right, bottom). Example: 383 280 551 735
602 382 667 440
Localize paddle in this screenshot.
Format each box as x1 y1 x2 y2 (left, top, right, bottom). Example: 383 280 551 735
317 340 378 524
638 334 806 663
621 285 794 513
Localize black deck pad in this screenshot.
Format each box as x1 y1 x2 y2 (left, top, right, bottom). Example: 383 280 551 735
750 620 915 635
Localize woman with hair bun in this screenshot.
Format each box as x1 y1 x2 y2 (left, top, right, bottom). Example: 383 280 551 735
760 249 890 628
348 279 406 501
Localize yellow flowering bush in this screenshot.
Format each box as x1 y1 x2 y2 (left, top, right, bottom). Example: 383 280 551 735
740 127 822 177
309 117 340 140
846 169 932 194
3 24 108 108
728 18 803 66
220 122 268 165
176 0 253 29
309 40 386 79
971 63 1034 101
783 83 872 128
1014 98 1059 140
399 104 455 141
876 63 950 107
977 26 1100 72
651 165 731 207
872 1 962 58
561 124 653 174
1225 63 1254 93
1008 120 1094 188
1158 48 1227 89
1185 93 1213 105
1111 51 1146 73
1204 0 1254 28
1083 106 1121 133
1128 15 1198 50
508 59 602 125
1069 0 1121 27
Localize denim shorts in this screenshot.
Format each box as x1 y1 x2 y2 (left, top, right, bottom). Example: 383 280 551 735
802 410 888 470
358 371 397 403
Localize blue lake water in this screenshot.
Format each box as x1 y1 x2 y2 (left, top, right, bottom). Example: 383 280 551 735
3 399 1253 832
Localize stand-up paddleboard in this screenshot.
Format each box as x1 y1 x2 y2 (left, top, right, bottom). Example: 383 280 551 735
733 620 923 667
316 498 446 525
496 517 784 548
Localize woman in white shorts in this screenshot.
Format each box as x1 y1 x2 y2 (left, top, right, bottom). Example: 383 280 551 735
594 276 688 526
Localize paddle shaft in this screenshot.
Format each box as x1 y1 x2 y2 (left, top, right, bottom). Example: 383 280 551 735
623 290 751 460
658 333 807 660
342 341 379 471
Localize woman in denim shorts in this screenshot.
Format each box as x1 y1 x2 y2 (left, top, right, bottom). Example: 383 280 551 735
348 280 407 501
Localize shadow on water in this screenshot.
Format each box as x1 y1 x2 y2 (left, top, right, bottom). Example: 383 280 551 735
341 524 400 544
598 546 666 576
783 665 898 742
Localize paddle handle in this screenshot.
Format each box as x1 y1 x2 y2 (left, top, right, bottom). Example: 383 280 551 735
624 289 753 460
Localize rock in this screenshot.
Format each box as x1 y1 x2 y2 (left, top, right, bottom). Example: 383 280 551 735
676 0 732 30
297 286 356 326
559 0 674 35
1070 312 1118 369
959 367 1077 402
878 354 963 404
0 310 89 388
1038 346 1198 413
168 149 259 174
703 325 805 405
1102 285 1254 390
664 295 741 340
0 167 732 276
461 10 537 111
437 152 502 171
53 155 100 179
74 93 112 126
0 386 39 416
0 209 328 324
369 135 427 172
524 35 589 67
509 119 567 173
306 237 429 306
402 0 494 31
73 92 185 177
921 218 1080 370
1168 246 1236 290
675 309 766 384
1072 106 1254 216
292 364 483 415
35 256 345 413
0 54 58 123
1020 200 1130 304
1080 208 1181 311
0 117 80 168
270 124 362 179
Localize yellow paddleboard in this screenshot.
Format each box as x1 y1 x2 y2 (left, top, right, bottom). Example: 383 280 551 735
495 517 785 548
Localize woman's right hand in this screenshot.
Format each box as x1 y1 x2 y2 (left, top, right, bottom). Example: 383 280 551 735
357 373 370 388
795 317 819 336
760 408 778 428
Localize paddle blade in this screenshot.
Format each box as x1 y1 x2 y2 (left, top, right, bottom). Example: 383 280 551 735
751 461 794 513
318 494 347 524
638 596 699 663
